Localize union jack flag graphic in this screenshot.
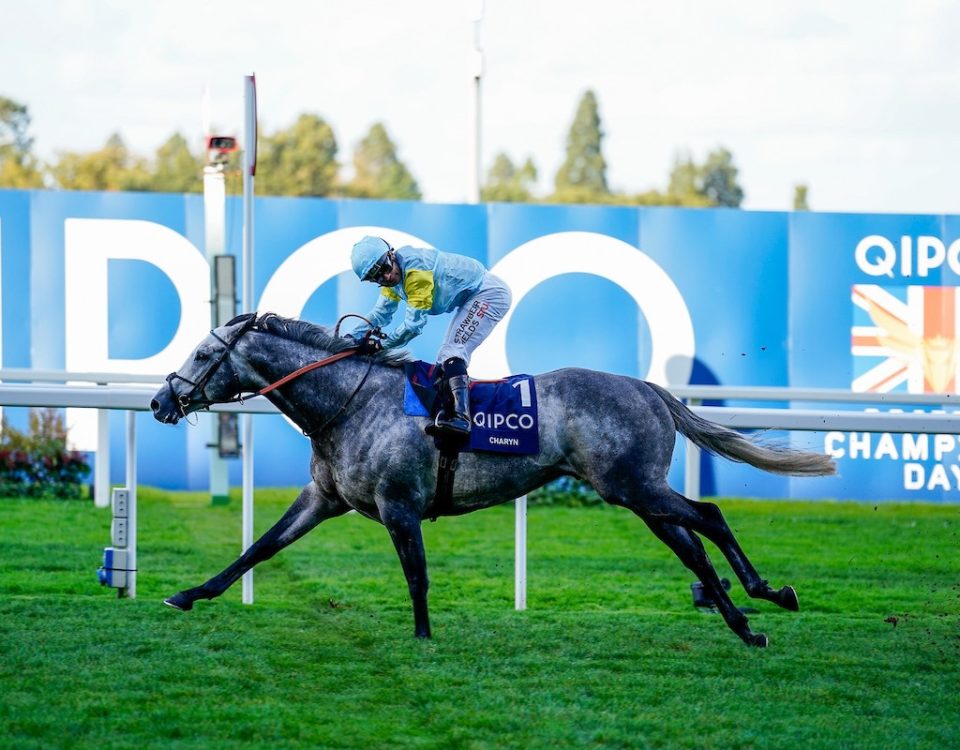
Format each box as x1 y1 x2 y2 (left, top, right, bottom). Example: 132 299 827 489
851 284 960 394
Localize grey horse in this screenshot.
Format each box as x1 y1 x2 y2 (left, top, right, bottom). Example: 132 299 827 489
150 312 835 647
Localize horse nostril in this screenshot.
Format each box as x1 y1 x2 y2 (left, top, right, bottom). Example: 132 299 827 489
150 398 160 412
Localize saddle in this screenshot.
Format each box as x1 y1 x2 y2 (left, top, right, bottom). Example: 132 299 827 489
403 361 539 519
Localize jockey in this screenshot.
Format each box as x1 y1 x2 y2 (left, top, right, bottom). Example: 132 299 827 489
349 235 512 439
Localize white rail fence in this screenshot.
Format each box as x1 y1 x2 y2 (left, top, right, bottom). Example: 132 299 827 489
670 385 960 502
2 371 959 608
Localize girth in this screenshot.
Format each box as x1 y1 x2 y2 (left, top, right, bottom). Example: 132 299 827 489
431 445 461 522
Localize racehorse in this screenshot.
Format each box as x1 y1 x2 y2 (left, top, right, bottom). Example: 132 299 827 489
151 312 836 647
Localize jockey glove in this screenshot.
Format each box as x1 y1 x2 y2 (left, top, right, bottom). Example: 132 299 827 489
356 330 384 355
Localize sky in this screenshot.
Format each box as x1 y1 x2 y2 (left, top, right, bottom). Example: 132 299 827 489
2 0 959 214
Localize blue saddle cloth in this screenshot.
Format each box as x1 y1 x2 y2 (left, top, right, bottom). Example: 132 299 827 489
403 361 539 455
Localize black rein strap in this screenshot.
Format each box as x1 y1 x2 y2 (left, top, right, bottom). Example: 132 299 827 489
300 356 376 438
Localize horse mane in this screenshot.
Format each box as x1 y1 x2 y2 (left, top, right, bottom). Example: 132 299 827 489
254 312 413 367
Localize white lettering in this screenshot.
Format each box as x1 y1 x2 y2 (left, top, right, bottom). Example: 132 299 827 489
934 434 956 461
855 235 896 277
902 434 928 461
875 433 899 460
928 463 951 490
849 432 871 459
65 219 209 375
949 239 960 275
951 465 960 487
512 379 532 407
472 411 535 430
824 432 846 458
473 232 695 382
904 463 924 490
64 219 210 449
855 234 957 279
918 237 946 277
901 236 913 276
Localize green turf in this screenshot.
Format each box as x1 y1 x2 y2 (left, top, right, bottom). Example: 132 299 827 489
0 489 958 749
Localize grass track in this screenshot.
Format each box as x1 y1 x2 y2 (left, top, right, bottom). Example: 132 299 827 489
0 489 958 749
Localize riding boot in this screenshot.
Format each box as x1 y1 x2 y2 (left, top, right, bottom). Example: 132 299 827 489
434 357 471 438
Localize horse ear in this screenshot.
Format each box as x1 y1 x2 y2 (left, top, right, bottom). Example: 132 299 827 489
225 312 257 328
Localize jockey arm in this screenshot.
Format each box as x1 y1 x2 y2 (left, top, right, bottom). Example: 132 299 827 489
382 269 432 347
383 307 428 348
352 290 398 340
352 269 432 349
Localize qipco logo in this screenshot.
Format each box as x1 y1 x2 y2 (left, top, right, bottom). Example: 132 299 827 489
855 235 960 278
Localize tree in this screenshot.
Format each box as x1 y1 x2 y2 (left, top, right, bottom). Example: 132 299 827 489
0 96 34 153
346 122 421 199
0 96 44 188
49 133 150 191
664 151 712 207
481 152 538 202
256 114 339 196
150 133 203 193
793 183 809 210
550 90 609 203
700 147 744 207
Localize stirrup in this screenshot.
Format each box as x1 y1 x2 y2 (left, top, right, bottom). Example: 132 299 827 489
433 411 471 436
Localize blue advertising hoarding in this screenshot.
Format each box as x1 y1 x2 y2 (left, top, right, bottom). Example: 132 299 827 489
1 188 957 501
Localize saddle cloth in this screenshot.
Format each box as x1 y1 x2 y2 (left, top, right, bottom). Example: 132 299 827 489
403 361 539 455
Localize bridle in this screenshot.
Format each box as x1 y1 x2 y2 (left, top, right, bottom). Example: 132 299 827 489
165 313 259 417
166 313 376 436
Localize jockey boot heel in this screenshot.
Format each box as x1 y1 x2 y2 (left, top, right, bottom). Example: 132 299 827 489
435 373 471 438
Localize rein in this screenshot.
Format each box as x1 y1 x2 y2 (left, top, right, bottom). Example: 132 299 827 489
256 349 358 396
256 347 373 437
171 313 380 437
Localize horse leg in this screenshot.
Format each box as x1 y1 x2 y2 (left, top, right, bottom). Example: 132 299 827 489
379 503 431 639
641 517 769 647
615 485 798 612
677 495 799 612
164 482 348 611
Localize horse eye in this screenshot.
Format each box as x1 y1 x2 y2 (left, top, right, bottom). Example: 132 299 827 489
195 349 211 362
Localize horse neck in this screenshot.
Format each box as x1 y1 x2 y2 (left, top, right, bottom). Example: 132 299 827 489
237 332 361 420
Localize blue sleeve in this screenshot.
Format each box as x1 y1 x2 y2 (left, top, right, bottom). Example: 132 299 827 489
384 307 429 348
350 291 398 338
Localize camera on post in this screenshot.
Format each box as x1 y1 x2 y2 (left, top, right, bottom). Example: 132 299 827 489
206 135 238 167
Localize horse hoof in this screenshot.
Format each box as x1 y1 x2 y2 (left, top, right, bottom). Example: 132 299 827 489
777 585 800 612
163 593 193 611
749 633 769 648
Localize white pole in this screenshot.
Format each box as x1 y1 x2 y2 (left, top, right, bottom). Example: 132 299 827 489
125 410 137 598
241 73 257 605
94 408 110 508
468 1 484 203
683 399 702 502
204 163 229 505
685 441 702 502
515 495 527 610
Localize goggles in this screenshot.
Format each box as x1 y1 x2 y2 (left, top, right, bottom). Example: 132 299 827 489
364 251 393 282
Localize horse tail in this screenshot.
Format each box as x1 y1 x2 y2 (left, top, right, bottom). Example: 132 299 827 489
646 382 837 477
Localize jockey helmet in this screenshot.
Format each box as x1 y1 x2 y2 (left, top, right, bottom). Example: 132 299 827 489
351 236 392 281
